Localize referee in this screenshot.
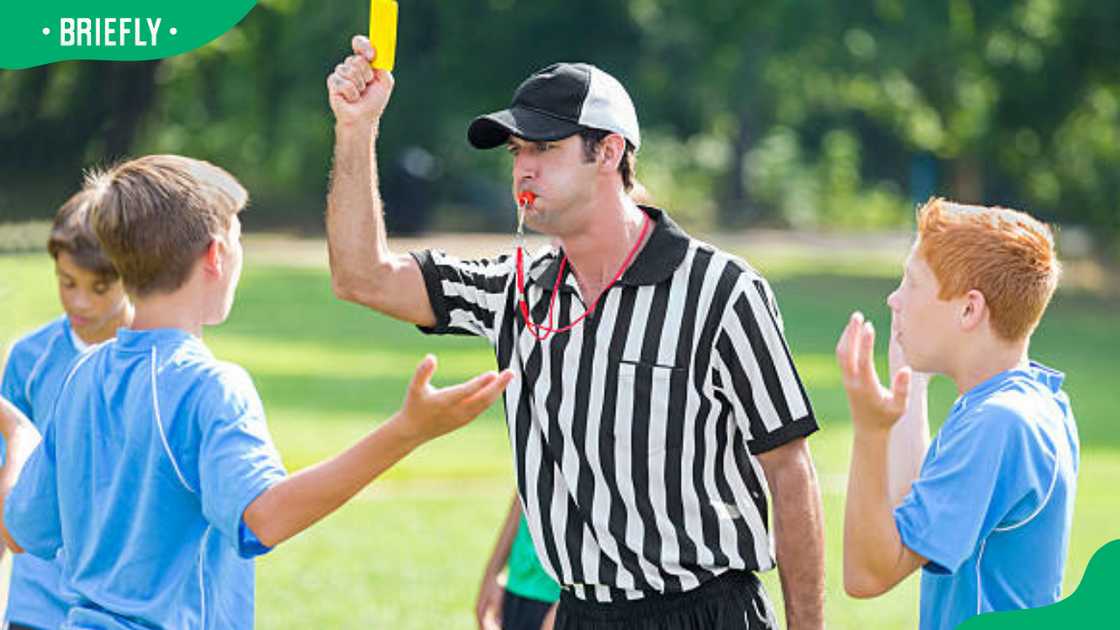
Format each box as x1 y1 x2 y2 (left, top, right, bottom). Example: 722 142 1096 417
325 36 825 630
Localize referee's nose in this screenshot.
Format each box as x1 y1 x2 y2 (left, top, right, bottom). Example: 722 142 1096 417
513 153 538 184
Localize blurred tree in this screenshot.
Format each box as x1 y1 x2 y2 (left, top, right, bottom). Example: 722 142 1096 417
0 0 1116 252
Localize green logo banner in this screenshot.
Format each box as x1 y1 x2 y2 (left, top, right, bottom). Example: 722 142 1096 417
960 540 1118 629
0 1 257 69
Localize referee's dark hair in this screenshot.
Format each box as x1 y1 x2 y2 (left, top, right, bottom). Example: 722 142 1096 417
579 128 636 193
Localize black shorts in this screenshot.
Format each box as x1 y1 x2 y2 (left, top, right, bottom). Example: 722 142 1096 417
503 589 555 630
554 571 776 630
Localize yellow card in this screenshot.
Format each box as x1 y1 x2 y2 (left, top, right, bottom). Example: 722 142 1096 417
369 0 398 71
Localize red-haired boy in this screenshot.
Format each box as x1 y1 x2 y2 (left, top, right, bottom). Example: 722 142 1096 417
838 198 1078 630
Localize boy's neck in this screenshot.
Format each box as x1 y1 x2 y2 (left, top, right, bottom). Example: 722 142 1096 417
130 292 208 338
948 336 1030 395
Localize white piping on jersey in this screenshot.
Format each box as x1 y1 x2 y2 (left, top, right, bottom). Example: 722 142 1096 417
199 526 211 626
994 454 1060 533
150 347 196 494
976 538 987 614
975 429 1063 614
46 343 102 431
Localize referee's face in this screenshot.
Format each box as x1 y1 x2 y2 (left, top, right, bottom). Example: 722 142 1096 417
888 250 955 373
508 135 598 235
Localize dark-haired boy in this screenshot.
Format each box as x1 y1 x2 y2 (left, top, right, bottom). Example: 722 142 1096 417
1 190 133 630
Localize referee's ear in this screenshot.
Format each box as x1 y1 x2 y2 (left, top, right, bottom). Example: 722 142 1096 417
597 133 626 173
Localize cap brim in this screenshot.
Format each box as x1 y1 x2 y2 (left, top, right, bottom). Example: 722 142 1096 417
467 106 585 149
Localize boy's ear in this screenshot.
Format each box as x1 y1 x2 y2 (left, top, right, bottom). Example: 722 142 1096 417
202 239 223 277
960 289 987 332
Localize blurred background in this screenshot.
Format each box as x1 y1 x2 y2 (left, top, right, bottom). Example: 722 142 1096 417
1 2 1118 628
0 0 1118 254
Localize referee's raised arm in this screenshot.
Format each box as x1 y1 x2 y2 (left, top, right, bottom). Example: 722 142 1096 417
325 35 436 328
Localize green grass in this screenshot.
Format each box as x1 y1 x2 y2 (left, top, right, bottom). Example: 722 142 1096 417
1 240 1117 629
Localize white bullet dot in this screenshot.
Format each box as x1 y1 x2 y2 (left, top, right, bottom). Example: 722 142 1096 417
42 27 50 35
169 27 178 35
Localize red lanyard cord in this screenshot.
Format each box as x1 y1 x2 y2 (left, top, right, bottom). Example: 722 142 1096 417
515 209 652 341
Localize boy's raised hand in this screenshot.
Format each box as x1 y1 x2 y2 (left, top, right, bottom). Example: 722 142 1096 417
397 355 514 444
836 312 911 433
327 35 395 127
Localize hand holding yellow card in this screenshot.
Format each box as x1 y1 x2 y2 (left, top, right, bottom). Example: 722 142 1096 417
370 0 398 71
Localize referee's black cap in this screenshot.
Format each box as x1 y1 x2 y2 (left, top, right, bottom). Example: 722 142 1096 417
468 62 641 150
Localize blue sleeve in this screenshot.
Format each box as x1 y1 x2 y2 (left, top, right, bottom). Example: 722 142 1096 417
2 345 36 467
197 366 287 558
4 421 62 560
894 403 1041 573
1 348 33 419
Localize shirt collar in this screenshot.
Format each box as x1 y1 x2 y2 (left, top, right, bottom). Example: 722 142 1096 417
953 360 1065 412
530 206 691 292
67 324 90 352
114 327 201 354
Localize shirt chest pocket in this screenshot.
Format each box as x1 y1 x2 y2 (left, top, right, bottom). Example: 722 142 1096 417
612 359 688 454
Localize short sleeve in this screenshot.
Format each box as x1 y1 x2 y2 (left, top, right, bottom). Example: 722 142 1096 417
894 403 1042 573
1 345 35 468
714 277 817 454
4 422 62 560
2 345 34 421
410 249 514 343
197 366 287 558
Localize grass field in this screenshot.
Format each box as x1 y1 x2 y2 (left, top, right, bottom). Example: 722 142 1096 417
1 233 1117 629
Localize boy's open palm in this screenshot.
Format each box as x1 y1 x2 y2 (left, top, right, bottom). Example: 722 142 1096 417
400 356 514 442
836 312 911 433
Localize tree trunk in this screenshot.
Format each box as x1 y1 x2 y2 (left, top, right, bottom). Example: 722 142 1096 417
951 153 983 203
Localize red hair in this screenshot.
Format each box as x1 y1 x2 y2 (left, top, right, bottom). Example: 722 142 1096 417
917 197 1060 342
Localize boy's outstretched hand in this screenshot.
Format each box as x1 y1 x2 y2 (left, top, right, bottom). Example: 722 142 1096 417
395 355 514 445
241 355 513 548
836 312 911 433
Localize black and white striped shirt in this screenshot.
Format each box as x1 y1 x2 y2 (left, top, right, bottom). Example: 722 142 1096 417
412 207 817 602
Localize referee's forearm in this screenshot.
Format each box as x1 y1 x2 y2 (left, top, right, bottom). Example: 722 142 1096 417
764 443 825 630
326 122 392 299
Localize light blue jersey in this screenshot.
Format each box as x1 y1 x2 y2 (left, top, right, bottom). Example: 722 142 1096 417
5 328 287 629
894 362 1079 630
1 315 83 629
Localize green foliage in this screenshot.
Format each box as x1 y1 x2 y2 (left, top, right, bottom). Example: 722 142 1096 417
0 1 1117 250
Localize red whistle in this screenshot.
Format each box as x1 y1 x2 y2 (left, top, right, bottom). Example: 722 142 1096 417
518 191 536 207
